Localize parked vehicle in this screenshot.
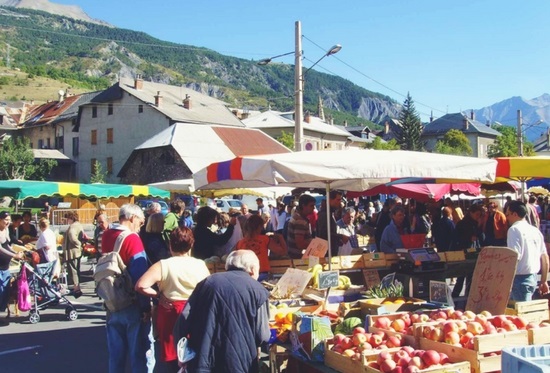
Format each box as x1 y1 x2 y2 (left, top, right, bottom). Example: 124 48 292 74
214 199 243 213
136 199 169 216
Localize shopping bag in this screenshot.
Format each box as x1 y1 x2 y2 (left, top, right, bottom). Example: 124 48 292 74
292 314 333 362
17 266 32 312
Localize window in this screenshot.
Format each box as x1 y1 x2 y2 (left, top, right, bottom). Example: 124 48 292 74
72 137 79 156
46 138 51 148
92 106 97 118
107 157 113 174
91 158 97 174
55 136 64 150
108 103 113 115
106 128 113 144
38 139 44 149
91 129 97 145
138 104 143 113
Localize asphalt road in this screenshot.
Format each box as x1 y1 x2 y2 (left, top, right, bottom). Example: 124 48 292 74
0 259 109 373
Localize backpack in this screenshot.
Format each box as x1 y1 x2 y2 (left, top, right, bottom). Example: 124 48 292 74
93 230 136 312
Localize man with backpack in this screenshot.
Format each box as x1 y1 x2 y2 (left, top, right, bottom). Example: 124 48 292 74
99 204 152 373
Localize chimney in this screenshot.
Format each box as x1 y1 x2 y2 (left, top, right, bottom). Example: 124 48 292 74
58 90 65 102
304 111 311 123
486 120 490 127
134 74 143 90
154 91 162 107
470 110 475 120
343 120 348 127
330 117 334 125
183 94 191 110
384 121 390 134
463 116 469 130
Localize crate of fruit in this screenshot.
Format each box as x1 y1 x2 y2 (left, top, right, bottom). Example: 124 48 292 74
366 312 419 348
364 347 471 373
525 321 550 345
324 329 403 373
418 315 530 373
505 299 550 324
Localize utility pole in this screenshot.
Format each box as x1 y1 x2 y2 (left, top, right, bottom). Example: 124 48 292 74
294 21 303 152
517 109 523 156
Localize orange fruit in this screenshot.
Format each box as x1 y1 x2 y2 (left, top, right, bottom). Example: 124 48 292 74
285 313 294 324
274 312 286 324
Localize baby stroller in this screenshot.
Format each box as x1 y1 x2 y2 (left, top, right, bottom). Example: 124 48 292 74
23 260 78 324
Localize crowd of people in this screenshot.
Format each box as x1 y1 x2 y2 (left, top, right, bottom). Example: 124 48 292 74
0 192 549 371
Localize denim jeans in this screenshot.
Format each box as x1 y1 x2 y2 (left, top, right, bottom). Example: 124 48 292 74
106 304 154 373
510 274 537 301
0 269 10 312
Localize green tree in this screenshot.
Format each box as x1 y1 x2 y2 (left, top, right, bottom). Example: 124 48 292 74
90 160 106 183
364 137 401 150
487 125 535 158
394 93 424 151
0 137 57 180
433 129 473 156
277 130 294 150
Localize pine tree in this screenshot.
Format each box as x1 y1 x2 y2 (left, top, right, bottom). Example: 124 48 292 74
90 160 106 183
394 93 424 151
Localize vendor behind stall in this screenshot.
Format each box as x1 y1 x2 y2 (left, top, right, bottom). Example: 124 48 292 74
380 205 409 253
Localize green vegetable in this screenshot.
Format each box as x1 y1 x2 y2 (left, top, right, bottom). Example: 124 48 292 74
334 317 362 335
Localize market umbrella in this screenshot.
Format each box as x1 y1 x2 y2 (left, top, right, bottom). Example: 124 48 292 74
347 182 481 203
495 156 550 181
526 186 550 196
0 180 169 200
194 149 497 267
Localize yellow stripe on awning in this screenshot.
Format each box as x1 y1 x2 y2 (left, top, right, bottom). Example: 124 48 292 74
132 185 148 196
59 182 80 196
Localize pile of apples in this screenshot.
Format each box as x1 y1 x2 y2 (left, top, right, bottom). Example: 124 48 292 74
420 312 547 349
330 326 404 361
368 346 453 373
372 308 474 336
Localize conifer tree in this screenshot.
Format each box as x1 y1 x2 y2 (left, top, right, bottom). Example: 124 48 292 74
394 93 424 151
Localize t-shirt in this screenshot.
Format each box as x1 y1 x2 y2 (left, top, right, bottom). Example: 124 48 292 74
287 211 311 258
159 256 210 301
101 227 144 266
236 235 270 272
507 220 546 275
36 228 58 262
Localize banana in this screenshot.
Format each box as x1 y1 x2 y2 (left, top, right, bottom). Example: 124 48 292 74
310 264 323 288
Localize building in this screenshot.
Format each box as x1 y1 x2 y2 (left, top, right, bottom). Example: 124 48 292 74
76 76 245 183
533 129 550 153
422 112 500 158
118 122 290 184
242 110 355 150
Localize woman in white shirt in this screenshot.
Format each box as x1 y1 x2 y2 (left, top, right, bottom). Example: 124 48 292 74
36 218 60 277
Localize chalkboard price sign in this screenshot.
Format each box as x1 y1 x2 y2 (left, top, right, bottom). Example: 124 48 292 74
318 270 339 289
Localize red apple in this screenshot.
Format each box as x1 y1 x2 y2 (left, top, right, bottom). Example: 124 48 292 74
369 333 383 348
387 335 402 348
484 323 497 334
353 326 366 335
439 352 450 364
351 352 362 361
340 337 353 350
332 344 344 353
377 350 393 365
410 313 421 324
429 327 444 342
459 331 474 347
375 316 392 329
404 366 421 373
479 310 492 318
463 310 476 320
408 356 425 370
380 359 396 373
333 333 346 345
423 325 434 339
421 350 441 367
442 321 459 334
491 315 507 328
401 346 415 356
401 313 412 328
513 317 528 330
450 310 464 320
393 349 410 363
526 322 539 330
474 314 488 326
502 320 518 332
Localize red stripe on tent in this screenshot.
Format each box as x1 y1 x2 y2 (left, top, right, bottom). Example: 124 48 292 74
206 163 219 183
230 157 243 180
496 159 511 178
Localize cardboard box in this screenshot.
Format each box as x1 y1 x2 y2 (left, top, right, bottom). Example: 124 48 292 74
360 297 427 316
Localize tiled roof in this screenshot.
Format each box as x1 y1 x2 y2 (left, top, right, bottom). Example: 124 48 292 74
423 113 501 137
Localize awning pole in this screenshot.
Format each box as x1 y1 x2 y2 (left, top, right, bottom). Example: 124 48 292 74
326 183 332 270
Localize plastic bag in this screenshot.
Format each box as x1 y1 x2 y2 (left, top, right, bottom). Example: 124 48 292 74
17 266 32 312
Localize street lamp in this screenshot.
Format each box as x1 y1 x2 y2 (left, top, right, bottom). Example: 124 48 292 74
258 21 341 151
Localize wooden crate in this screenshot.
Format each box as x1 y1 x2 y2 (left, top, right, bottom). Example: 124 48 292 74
384 253 400 266
365 312 418 348
438 252 447 262
505 299 550 324
269 259 292 275
419 330 529 373
445 251 466 262
339 255 365 269
324 340 400 373
527 325 550 345
362 253 387 268
365 359 470 373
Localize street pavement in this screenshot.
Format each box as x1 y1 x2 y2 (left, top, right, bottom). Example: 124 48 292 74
0 259 109 372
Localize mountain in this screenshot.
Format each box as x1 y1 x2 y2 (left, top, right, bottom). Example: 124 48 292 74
473 94 550 141
0 5 400 127
0 0 110 26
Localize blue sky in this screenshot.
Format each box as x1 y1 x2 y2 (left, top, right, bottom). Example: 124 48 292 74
55 0 549 122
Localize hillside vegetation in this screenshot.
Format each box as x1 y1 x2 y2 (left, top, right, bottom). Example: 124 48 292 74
0 6 397 127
